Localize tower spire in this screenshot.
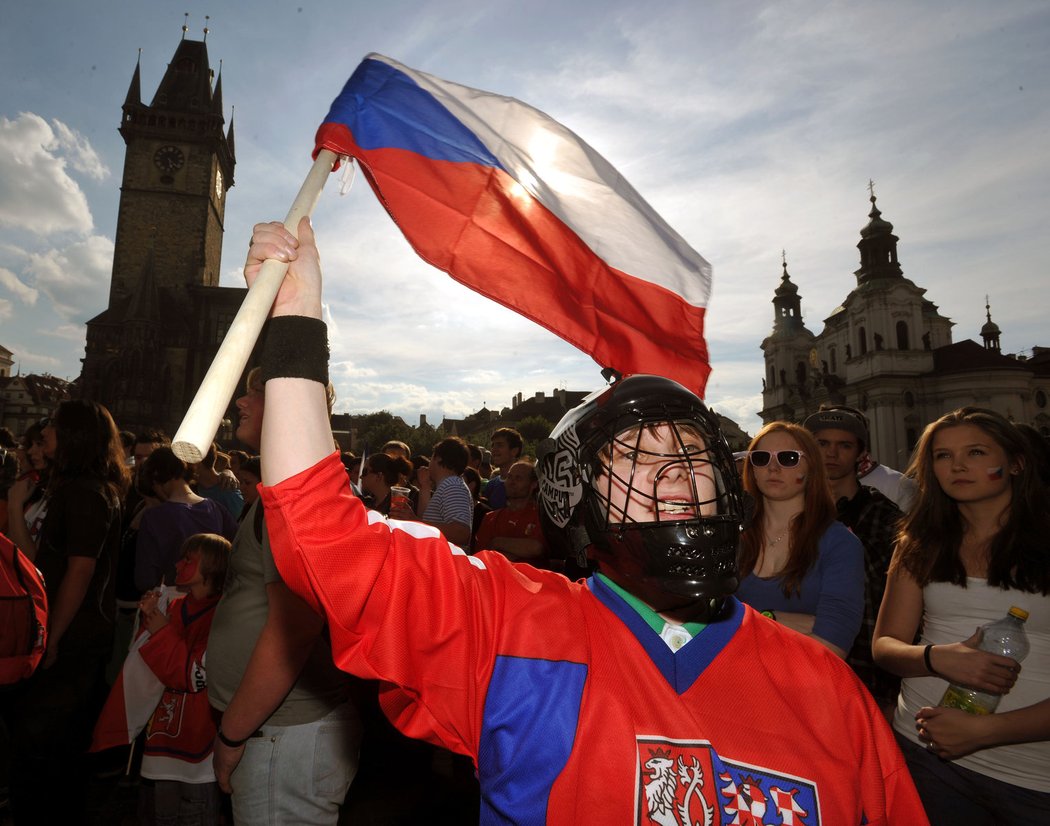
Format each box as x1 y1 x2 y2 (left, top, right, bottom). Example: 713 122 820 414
182 12 189 39
771 251 805 335
981 295 1002 353
123 49 142 108
855 186 903 284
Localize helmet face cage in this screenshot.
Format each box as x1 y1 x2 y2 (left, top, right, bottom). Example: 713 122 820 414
539 375 746 599
591 418 732 534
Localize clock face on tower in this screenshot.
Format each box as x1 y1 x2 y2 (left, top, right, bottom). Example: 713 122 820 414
153 145 185 174
215 168 224 200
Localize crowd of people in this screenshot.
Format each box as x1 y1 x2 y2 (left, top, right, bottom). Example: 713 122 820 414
0 219 1046 825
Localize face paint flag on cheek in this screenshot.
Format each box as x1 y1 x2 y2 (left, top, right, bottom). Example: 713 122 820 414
987 466 1004 480
175 557 200 586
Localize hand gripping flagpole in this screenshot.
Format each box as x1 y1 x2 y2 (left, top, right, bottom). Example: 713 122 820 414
171 149 341 463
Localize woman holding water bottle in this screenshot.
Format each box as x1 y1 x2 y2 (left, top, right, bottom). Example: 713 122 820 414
873 406 1050 823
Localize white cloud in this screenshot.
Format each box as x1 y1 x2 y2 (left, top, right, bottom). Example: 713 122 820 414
0 298 11 320
44 323 88 343
0 266 38 305
0 113 98 235
48 120 109 181
6 346 61 370
25 234 114 320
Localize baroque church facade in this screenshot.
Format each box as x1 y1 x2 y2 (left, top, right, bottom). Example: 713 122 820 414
760 194 1050 469
79 33 247 437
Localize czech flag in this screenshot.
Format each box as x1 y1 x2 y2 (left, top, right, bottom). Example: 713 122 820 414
315 54 713 395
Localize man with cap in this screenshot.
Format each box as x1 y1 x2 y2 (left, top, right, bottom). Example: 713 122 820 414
804 405 904 712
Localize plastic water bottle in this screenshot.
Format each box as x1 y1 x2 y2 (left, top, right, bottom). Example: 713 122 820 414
939 606 1030 715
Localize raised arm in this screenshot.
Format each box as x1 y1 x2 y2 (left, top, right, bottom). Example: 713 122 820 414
243 219 334 485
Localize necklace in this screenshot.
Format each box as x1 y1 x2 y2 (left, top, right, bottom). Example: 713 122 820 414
766 531 788 547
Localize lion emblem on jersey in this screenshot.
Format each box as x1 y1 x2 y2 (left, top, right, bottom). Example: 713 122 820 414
635 738 818 825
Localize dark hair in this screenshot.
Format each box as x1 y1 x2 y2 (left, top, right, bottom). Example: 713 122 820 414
432 436 469 475
738 422 836 597
468 444 483 464
141 446 193 489
892 407 1050 594
119 430 135 450
1015 423 1050 487
0 427 15 449
240 455 261 479
341 453 362 474
134 428 169 448
49 400 130 500
367 453 412 487
491 427 523 457
181 532 231 595
462 467 482 500
20 421 46 449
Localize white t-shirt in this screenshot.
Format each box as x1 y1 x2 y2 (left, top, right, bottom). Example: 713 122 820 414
893 578 1050 791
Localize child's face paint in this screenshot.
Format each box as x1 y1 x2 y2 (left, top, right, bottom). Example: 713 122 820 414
986 466 1004 480
175 551 202 587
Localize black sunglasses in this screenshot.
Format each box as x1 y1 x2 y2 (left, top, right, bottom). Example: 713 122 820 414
748 450 805 468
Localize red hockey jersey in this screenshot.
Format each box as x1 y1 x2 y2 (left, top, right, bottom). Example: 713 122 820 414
138 593 219 783
262 453 927 825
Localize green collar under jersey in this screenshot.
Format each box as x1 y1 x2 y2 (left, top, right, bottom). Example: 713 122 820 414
595 573 707 637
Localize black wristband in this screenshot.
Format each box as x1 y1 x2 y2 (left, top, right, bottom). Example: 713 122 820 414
258 316 329 385
216 726 249 748
923 643 938 676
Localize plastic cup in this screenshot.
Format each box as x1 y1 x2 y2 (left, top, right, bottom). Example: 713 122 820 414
390 485 411 511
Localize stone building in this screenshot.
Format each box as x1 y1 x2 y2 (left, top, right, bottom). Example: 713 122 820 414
760 194 1050 468
0 373 73 436
0 345 13 379
78 32 246 437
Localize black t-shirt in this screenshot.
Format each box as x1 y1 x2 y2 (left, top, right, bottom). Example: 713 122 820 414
36 476 122 652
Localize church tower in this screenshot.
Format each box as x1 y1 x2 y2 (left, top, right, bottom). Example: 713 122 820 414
81 26 247 438
760 254 818 422
981 298 1002 353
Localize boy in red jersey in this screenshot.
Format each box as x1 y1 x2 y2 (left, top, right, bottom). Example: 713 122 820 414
247 218 928 825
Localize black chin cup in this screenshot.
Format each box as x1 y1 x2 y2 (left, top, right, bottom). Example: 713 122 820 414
592 517 740 607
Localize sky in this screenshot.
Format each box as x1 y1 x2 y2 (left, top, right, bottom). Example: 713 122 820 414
1 0 1047 436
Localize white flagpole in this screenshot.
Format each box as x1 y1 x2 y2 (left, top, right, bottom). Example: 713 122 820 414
171 149 341 463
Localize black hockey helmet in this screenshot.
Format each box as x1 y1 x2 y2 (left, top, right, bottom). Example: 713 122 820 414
537 375 745 617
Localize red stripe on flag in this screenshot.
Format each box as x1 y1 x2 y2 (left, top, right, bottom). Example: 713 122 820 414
337 136 710 393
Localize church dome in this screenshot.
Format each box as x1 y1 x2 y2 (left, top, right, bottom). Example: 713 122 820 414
859 195 894 238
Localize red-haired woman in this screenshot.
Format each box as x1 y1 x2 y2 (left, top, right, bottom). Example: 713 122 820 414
736 421 864 658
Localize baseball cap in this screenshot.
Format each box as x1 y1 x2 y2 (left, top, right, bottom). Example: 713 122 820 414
802 408 869 449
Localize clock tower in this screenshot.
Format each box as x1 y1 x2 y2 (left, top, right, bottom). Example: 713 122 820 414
80 31 246 437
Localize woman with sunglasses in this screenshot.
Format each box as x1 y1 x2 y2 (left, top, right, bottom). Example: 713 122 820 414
872 407 1050 823
736 421 864 658
360 453 413 515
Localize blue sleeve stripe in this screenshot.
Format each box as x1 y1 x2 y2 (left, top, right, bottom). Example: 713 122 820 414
478 655 587 825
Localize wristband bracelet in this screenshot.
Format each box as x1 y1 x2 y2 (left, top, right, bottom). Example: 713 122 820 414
258 316 329 385
923 643 938 676
760 609 777 622
216 726 250 749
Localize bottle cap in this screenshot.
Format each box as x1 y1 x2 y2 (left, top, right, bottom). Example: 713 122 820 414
1008 606 1029 621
